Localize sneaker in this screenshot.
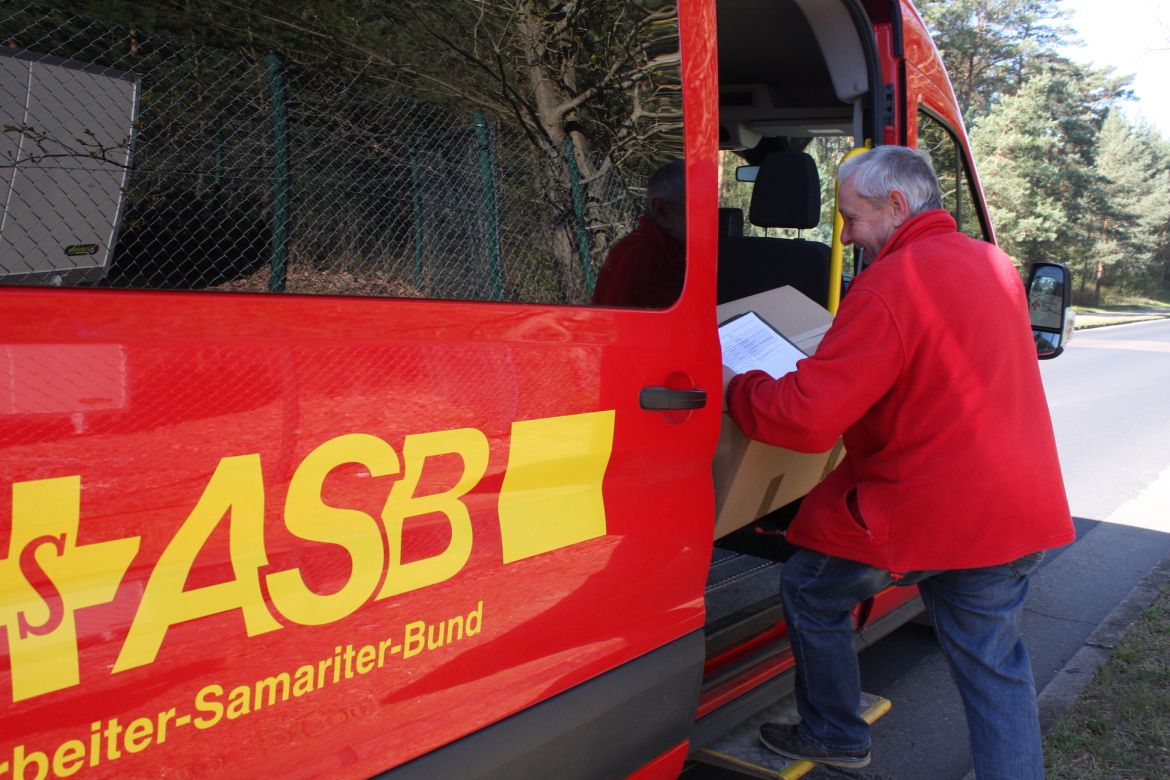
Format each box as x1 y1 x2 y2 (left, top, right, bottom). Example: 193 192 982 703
758 722 871 769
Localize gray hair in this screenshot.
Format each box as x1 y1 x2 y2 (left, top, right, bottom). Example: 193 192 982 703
837 145 942 216
645 159 686 212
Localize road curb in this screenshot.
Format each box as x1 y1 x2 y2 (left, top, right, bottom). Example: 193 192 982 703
1035 551 1170 734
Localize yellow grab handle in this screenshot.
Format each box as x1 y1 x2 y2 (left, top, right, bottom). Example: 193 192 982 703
828 142 872 314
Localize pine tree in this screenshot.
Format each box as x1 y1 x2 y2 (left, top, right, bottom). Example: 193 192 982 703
970 62 1114 283
917 0 1070 121
1095 111 1170 297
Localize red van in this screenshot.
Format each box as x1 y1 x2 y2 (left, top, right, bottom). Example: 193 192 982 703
0 1 1069 778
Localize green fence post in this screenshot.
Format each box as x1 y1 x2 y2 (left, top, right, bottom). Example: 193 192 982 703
473 112 503 301
562 137 595 293
267 52 290 293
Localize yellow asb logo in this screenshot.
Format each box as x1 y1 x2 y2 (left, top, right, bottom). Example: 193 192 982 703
1 411 614 703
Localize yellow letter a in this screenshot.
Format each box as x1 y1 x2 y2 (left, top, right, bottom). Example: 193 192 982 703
115 455 280 672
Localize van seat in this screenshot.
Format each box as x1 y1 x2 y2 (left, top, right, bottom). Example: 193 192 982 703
717 152 831 307
718 207 744 237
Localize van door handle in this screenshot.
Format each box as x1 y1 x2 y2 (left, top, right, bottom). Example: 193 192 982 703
639 387 707 410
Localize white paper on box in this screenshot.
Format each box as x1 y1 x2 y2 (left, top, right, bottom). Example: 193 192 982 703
719 311 807 378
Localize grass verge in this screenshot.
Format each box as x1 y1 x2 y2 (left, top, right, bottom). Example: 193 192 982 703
1076 292 1170 310
1044 584 1170 778
1070 294 1170 330
1073 312 1170 330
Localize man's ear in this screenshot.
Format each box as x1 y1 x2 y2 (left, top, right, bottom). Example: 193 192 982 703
888 190 912 226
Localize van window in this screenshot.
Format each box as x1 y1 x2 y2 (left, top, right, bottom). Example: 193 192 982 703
0 4 684 305
917 110 987 240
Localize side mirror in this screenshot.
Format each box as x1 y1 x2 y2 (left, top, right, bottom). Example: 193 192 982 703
1026 262 1072 359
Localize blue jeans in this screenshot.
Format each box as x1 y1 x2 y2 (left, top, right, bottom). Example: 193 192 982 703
780 548 1045 780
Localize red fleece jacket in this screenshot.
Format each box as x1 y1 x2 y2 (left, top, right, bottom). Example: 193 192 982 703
726 210 1073 572
591 215 685 308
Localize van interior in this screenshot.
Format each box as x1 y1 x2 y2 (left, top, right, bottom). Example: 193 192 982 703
697 0 919 747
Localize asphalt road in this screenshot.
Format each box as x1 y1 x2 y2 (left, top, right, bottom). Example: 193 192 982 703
823 317 1170 779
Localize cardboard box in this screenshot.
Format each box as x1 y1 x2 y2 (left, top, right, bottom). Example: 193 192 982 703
714 286 844 539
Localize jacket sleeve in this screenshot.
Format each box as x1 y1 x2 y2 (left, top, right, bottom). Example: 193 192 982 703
726 288 906 452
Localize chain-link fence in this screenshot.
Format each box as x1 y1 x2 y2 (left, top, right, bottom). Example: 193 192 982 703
0 4 651 304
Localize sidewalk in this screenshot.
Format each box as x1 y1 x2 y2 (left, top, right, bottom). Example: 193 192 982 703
956 553 1170 780
1024 313 1170 775
1036 552 1170 734
1042 312 1170 726
961 313 1170 779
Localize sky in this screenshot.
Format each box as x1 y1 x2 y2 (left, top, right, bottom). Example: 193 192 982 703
1061 0 1170 138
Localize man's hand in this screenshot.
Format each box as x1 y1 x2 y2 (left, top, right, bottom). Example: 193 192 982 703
722 365 737 411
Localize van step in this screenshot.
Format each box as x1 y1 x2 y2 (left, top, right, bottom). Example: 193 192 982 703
705 551 784 631
703 596 784 665
692 693 890 779
707 551 782 594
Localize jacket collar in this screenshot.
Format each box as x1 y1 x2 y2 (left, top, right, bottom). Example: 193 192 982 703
870 209 957 265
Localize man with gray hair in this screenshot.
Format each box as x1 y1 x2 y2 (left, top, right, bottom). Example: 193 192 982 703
591 160 686 307
724 145 1073 777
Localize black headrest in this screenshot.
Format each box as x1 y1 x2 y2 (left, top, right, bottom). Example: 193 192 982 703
748 152 821 230
718 207 744 237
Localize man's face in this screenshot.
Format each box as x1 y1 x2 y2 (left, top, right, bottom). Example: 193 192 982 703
650 197 686 245
838 179 904 261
